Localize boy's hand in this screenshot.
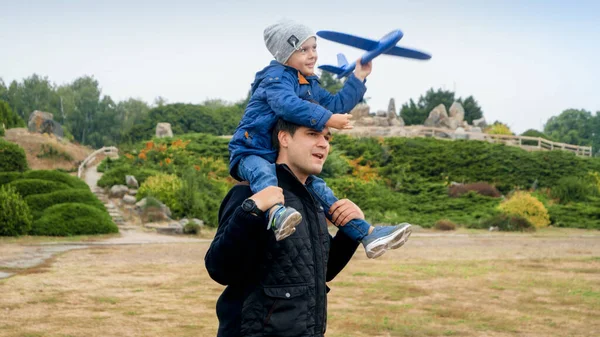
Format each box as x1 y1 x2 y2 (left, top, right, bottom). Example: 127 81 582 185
354 59 372 82
250 186 284 212
329 199 365 227
325 114 353 130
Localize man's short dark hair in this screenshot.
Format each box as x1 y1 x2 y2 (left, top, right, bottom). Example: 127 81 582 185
272 119 301 150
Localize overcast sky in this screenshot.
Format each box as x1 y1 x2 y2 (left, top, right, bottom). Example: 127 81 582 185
1 0 599 134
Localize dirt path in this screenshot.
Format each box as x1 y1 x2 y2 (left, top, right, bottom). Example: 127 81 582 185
0 162 207 279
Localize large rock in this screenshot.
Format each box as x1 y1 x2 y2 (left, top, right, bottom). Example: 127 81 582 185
125 175 139 189
449 102 465 123
424 104 449 127
27 111 64 137
156 123 173 138
350 103 370 120
387 98 397 117
109 185 129 198
473 117 488 128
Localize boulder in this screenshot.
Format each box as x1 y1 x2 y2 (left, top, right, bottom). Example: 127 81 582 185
156 123 173 138
125 175 139 189
449 102 465 122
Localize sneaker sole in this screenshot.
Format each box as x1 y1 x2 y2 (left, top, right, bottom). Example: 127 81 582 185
365 225 412 259
274 213 303 241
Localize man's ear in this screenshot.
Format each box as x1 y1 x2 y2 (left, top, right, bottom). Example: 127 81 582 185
278 130 290 148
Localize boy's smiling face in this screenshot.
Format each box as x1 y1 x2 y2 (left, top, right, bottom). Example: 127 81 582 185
285 37 317 76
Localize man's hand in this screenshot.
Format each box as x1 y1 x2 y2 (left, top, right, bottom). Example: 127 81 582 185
353 60 372 82
329 199 365 227
249 186 284 212
325 114 353 130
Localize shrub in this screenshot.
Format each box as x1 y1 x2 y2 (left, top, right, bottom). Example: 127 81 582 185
550 176 597 204
97 165 159 188
0 123 4 137
177 167 228 226
482 214 535 232
434 219 456 231
548 197 600 229
520 129 555 146
498 191 550 228
0 184 33 236
25 189 105 219
36 144 74 161
588 172 600 194
8 179 71 198
0 172 23 186
485 123 513 135
22 170 89 189
184 222 201 234
0 138 29 172
31 203 118 236
138 173 183 216
448 182 501 198
321 148 352 179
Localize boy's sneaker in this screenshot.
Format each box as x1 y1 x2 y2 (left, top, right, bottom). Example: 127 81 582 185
268 206 302 241
361 223 412 259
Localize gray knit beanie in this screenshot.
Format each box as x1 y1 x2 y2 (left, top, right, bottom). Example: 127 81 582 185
264 20 316 64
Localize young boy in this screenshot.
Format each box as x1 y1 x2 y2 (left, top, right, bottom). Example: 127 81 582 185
228 20 411 258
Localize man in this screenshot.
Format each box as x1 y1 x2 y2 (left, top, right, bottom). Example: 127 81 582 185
205 119 363 337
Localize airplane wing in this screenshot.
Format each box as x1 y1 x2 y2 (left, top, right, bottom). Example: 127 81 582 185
384 45 432 60
317 31 379 51
318 64 345 75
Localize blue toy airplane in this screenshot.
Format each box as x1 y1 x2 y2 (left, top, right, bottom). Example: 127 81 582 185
317 29 431 78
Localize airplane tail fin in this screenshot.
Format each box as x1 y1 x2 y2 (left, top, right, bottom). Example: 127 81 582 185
336 53 349 67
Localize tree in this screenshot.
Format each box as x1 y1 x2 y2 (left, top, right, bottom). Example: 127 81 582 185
319 71 343 94
0 100 26 128
456 96 483 124
400 88 485 126
544 109 594 146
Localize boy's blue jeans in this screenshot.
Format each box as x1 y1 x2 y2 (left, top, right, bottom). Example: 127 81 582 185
237 155 371 242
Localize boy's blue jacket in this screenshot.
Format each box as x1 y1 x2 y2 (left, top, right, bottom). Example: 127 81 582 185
228 61 367 180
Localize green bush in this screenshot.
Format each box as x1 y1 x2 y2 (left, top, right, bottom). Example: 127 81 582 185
0 123 4 137
481 214 535 232
321 148 352 179
550 176 597 204
0 138 29 172
8 179 71 198
22 170 89 189
31 203 118 236
0 172 23 186
138 173 183 216
0 184 33 236
177 167 229 226
25 189 105 219
548 197 600 229
97 165 159 188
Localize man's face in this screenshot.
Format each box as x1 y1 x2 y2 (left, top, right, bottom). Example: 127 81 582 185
285 37 317 76
283 126 331 179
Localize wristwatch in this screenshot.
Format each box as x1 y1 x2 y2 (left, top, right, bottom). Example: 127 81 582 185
241 198 264 217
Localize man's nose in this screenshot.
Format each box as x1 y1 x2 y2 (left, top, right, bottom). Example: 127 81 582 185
316 136 329 148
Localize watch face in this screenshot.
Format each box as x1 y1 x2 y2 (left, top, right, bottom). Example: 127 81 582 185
242 199 255 212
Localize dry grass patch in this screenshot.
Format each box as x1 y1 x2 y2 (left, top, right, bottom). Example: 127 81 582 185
0 230 599 336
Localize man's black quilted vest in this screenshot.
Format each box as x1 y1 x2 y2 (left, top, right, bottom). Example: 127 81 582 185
239 166 331 337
